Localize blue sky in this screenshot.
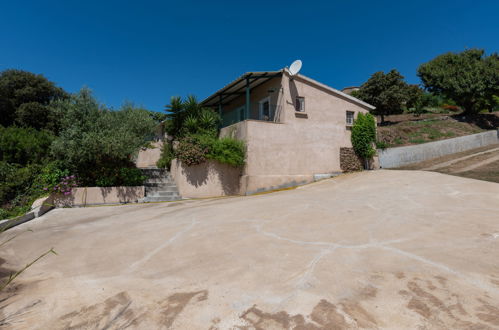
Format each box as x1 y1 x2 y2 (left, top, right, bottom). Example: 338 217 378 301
1 0 497 112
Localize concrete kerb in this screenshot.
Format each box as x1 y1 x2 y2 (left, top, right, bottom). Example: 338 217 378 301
0 212 36 231
0 195 55 231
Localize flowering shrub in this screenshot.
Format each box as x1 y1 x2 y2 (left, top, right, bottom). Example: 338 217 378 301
441 104 460 112
45 175 79 196
175 136 209 166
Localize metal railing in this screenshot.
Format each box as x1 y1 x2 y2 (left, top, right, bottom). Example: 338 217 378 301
221 104 281 127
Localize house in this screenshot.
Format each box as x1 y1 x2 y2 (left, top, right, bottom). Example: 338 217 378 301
199 68 376 195
341 86 360 95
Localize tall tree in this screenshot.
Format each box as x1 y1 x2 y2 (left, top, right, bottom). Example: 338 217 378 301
0 69 68 129
50 88 156 185
418 49 499 114
355 69 410 123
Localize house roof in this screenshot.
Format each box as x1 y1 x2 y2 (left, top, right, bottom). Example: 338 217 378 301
201 68 375 110
201 71 283 107
284 69 375 110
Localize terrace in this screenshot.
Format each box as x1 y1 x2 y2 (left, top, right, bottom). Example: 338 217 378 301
201 71 283 128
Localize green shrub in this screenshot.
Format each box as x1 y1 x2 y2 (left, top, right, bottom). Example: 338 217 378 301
351 113 377 160
174 134 245 167
208 137 245 167
0 161 68 219
50 89 155 186
119 167 146 186
165 95 220 139
175 136 209 166
375 140 389 149
34 161 70 189
157 143 174 169
92 166 145 187
0 69 68 129
0 126 55 165
0 162 44 218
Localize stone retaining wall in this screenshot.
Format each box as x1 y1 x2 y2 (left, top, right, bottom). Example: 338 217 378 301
340 147 363 172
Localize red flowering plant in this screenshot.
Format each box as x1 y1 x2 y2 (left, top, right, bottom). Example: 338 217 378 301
44 175 79 196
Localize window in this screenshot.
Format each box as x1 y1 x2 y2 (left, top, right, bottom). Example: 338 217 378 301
295 97 305 112
259 97 271 120
346 111 355 125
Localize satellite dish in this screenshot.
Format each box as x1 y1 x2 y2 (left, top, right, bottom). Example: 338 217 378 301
288 60 302 76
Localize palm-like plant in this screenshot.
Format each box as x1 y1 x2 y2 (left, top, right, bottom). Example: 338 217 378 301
164 95 220 139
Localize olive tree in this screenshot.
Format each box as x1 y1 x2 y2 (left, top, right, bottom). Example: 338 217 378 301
355 70 411 123
0 69 68 130
418 49 499 114
51 88 155 185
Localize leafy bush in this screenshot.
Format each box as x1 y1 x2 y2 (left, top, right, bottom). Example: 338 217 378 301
418 49 499 114
441 104 461 112
48 175 79 195
208 137 245 167
0 126 55 165
375 140 389 149
118 167 146 186
355 70 411 123
157 143 174 169
174 134 245 167
92 166 146 187
0 69 68 129
351 113 377 160
0 162 44 218
175 136 209 166
50 89 155 186
165 95 220 139
0 161 68 218
35 161 70 189
182 109 220 137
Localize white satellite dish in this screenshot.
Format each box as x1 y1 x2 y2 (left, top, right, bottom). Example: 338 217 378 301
288 60 302 76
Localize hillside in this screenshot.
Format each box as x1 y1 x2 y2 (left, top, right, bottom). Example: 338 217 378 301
376 112 499 148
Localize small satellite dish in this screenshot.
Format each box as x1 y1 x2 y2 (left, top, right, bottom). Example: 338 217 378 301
288 60 302 76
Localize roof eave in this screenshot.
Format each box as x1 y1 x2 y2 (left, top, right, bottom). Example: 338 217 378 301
201 70 282 107
283 68 375 110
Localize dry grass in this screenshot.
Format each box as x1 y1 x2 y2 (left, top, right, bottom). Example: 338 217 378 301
457 160 499 183
396 144 499 184
376 112 499 148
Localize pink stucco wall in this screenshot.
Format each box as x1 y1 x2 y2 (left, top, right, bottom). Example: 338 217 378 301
221 71 372 194
135 141 163 168
54 186 145 207
170 159 242 198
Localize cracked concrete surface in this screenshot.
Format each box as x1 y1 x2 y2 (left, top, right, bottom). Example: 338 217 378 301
1 170 499 329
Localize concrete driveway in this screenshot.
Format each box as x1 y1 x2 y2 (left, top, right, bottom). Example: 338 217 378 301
1 170 499 329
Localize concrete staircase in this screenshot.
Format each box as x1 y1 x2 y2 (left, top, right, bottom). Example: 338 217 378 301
141 168 181 202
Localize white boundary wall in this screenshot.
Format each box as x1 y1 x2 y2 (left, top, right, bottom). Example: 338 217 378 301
378 130 499 168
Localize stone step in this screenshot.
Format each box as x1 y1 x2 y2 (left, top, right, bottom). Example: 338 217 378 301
143 172 171 178
149 191 181 197
140 168 169 176
144 182 176 187
141 167 182 201
145 178 173 184
143 196 182 202
145 186 179 194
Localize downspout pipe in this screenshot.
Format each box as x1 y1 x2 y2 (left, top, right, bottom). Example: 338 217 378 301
245 77 250 120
